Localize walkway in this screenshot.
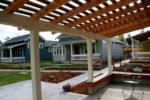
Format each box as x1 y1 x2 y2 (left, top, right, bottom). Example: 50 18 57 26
0 68 108 100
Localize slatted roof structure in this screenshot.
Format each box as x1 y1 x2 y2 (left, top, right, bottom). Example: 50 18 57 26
0 0 150 38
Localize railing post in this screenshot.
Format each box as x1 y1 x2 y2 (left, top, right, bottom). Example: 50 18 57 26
70 44 73 61
131 38 135 59
30 29 42 100
9 48 12 63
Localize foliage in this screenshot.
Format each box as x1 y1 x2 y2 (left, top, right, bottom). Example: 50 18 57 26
118 34 126 43
62 84 71 92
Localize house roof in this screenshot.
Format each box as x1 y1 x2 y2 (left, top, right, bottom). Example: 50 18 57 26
44 41 58 47
4 34 47 45
56 34 72 39
4 34 29 44
127 31 150 44
0 0 149 38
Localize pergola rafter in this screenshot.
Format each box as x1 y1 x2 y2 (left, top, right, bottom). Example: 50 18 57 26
50 0 107 24
90 7 150 33
32 0 70 19
4 0 29 13
65 0 136 27
77 2 149 30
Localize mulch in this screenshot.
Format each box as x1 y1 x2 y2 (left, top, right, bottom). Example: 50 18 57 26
41 72 83 83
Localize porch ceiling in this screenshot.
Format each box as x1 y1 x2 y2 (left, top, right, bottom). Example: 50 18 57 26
0 0 150 37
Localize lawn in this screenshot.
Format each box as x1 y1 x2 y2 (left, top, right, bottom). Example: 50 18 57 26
0 61 53 69
0 71 31 86
0 71 46 86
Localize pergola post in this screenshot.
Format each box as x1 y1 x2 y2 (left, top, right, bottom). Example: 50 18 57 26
106 40 112 73
87 38 93 82
30 30 42 100
9 48 12 62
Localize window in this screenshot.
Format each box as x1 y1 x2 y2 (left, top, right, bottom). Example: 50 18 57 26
28 42 30 48
39 43 43 49
48 46 53 52
28 42 44 49
13 47 24 57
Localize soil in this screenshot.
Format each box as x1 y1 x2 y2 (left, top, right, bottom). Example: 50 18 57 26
41 72 83 83
70 82 88 95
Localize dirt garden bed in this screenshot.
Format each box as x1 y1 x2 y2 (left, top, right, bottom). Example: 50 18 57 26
41 72 83 83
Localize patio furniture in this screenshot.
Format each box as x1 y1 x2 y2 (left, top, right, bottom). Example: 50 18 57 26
122 65 144 96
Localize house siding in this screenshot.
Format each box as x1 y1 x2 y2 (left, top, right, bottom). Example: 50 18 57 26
25 38 53 62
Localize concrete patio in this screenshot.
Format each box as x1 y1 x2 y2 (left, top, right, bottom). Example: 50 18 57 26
0 79 150 100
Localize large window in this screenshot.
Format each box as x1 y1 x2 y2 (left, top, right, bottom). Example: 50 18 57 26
13 47 24 57
53 45 64 55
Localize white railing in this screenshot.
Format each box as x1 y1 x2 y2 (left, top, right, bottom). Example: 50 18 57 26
2 57 25 62
71 54 101 61
132 52 150 60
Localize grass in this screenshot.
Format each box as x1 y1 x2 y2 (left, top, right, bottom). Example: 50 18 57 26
0 71 31 86
0 71 46 86
0 61 53 69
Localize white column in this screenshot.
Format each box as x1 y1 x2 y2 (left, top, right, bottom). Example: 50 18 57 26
106 40 112 73
87 38 93 82
70 44 73 61
131 38 135 59
61 45 63 62
9 48 12 62
30 30 42 100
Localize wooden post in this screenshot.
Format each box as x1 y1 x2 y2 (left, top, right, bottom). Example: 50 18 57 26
106 40 112 73
87 38 93 82
30 29 42 100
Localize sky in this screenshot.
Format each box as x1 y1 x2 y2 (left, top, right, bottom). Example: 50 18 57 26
0 24 60 42
0 24 150 42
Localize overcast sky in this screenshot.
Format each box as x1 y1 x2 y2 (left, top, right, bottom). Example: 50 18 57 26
0 24 150 42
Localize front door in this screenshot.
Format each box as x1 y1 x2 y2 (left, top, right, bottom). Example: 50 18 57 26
74 45 80 54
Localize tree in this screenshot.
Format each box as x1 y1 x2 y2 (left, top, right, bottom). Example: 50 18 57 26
5 37 10 41
118 34 126 43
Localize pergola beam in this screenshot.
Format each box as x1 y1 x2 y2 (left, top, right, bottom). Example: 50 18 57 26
0 11 109 41
32 0 70 19
87 6 150 32
109 20 150 37
65 0 136 27
4 0 29 13
103 17 150 36
51 0 107 24
77 2 149 30
94 8 150 34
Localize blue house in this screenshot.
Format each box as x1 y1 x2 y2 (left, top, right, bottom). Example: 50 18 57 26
0 34 53 63
46 34 124 63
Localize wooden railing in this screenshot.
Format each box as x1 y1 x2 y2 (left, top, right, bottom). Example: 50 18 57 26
132 52 150 59
71 54 101 61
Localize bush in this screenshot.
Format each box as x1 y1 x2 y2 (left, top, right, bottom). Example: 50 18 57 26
62 84 71 92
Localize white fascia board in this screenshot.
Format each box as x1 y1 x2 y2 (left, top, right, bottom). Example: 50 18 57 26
0 11 110 41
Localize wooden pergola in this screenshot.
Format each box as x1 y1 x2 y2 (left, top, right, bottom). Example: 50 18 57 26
0 0 150 100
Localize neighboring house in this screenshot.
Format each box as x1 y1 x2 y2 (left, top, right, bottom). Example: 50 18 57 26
0 34 53 63
127 31 150 61
46 34 124 63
